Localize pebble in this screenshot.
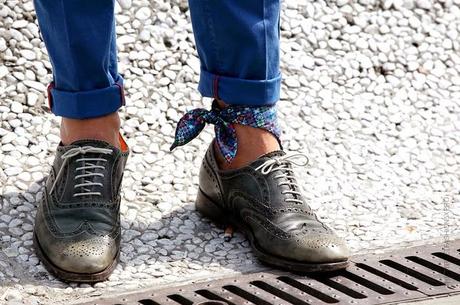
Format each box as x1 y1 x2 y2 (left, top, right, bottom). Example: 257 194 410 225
12 20 28 29
415 0 432 10
124 190 136 201
328 39 342 50
285 77 300 88
23 80 46 92
118 0 132 9
135 7 151 20
20 50 36 60
26 93 39 106
10 102 23 114
0 66 8 79
0 38 6 52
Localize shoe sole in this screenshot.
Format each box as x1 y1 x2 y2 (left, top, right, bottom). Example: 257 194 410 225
33 232 119 283
196 188 349 273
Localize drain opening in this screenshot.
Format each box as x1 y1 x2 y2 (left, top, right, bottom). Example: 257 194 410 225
250 280 310 305
167 294 194 305
355 263 418 291
138 300 160 305
195 301 229 305
277 276 339 303
311 276 367 299
195 290 236 305
223 285 271 305
380 260 445 286
432 252 460 266
406 256 460 281
342 271 394 295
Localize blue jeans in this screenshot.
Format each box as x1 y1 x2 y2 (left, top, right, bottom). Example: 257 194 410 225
34 0 281 119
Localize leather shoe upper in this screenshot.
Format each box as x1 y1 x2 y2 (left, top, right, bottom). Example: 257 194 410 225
34 139 128 274
199 143 349 264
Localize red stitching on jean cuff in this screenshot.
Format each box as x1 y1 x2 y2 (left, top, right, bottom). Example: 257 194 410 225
115 82 126 106
213 75 220 99
47 82 55 111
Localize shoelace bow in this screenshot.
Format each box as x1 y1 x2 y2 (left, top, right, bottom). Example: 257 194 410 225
170 100 281 162
49 146 113 197
255 153 309 204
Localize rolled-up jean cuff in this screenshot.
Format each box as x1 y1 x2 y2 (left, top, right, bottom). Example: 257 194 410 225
47 76 125 119
198 68 281 106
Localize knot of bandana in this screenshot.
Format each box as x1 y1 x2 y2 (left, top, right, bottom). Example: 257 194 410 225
170 100 281 162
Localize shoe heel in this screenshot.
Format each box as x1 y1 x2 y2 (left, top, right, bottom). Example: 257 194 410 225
195 189 227 225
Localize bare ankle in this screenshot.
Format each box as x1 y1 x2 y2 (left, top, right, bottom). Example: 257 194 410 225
213 99 280 169
216 124 280 170
60 112 121 148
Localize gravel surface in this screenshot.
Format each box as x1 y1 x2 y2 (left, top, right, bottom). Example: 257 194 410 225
1 0 460 304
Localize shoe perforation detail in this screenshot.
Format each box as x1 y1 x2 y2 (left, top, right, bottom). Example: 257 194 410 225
61 236 115 257
246 214 344 248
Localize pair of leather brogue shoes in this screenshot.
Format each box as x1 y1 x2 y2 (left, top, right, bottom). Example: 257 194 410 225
34 138 348 282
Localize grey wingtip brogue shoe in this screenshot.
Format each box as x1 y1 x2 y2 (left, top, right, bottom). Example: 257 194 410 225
196 142 350 272
33 137 129 282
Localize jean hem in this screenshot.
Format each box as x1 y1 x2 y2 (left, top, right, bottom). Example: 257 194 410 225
198 68 281 106
48 76 125 119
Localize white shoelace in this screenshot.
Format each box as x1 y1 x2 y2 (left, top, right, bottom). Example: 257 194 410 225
254 153 309 204
49 146 113 197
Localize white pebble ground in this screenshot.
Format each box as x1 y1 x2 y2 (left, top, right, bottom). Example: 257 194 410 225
1 0 460 304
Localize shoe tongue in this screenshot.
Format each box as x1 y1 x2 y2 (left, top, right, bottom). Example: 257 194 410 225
65 139 116 150
58 139 115 201
253 150 305 204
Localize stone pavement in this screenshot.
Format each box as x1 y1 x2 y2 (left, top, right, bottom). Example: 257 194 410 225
0 0 459 304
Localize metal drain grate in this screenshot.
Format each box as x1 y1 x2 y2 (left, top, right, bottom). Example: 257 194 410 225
80 240 460 305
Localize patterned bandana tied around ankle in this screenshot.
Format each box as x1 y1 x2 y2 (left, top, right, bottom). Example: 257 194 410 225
170 100 281 163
